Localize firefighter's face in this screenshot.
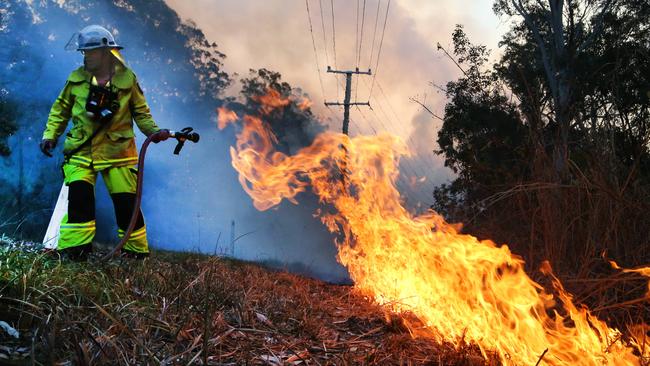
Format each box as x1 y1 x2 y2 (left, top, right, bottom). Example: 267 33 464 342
83 48 111 72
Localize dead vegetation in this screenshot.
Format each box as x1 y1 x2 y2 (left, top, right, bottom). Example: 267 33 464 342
0 238 493 365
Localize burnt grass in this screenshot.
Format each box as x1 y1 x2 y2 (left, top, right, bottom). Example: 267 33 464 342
0 238 495 365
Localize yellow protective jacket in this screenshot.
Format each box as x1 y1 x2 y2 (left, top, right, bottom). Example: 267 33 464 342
42 64 160 170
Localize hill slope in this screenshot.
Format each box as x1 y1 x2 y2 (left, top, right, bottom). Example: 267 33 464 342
0 238 488 365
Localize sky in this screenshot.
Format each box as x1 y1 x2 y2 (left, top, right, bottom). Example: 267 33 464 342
165 0 506 200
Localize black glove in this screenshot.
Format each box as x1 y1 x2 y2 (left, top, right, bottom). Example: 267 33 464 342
150 129 170 143
39 139 56 157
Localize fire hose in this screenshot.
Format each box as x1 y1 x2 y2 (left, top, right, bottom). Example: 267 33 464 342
101 127 200 261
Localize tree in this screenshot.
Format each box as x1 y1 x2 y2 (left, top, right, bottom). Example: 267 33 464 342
237 68 325 154
434 0 650 272
178 20 232 98
436 26 528 214
492 0 650 178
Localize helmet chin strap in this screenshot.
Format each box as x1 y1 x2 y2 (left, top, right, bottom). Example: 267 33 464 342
110 49 126 66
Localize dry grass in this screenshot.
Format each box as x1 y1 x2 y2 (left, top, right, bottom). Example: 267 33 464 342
457 153 650 331
0 238 491 366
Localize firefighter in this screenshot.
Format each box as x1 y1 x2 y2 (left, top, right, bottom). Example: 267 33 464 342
40 25 169 260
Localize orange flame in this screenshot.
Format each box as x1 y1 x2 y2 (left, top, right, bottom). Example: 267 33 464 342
610 261 650 299
250 88 313 114
253 88 291 115
217 106 238 129
216 100 648 365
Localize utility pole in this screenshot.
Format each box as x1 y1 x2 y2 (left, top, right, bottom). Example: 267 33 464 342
229 220 235 257
324 66 372 135
324 67 372 188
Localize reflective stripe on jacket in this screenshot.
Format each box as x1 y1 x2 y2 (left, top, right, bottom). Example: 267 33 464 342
43 64 160 169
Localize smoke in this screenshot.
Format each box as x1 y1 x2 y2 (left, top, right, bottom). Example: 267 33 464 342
395 109 454 208
164 0 503 210
0 0 502 282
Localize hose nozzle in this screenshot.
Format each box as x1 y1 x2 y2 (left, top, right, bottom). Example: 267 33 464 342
170 127 200 154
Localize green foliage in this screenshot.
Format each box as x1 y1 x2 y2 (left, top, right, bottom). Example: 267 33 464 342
437 1 650 205
492 0 650 173
434 1 650 272
435 25 528 212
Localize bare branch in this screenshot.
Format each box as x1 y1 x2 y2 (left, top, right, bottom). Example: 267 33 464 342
435 42 468 77
428 81 447 93
549 0 566 56
578 0 616 53
409 97 444 121
510 0 559 103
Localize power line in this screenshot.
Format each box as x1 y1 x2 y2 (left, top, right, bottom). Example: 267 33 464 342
355 105 432 205
305 0 327 102
368 0 390 99
362 84 438 189
318 0 338 100
308 2 429 205
355 107 416 183
368 0 382 70
355 105 378 135
350 112 430 205
355 0 367 102
325 105 343 126
344 5 411 160
355 0 360 70
322 1 432 206
376 79 440 170
346 116 422 203
349 116 363 136
362 81 401 139
330 0 340 100
376 80 401 122
333 78 426 202
364 99 431 181
319 0 331 70
356 0 367 69
325 67 371 135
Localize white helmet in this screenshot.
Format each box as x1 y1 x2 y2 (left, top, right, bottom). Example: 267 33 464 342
65 25 123 51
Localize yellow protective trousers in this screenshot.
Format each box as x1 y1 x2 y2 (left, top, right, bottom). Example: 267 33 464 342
58 161 149 253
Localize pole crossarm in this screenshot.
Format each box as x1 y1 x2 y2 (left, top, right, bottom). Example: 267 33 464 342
325 67 372 136
327 66 372 75
325 101 370 106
